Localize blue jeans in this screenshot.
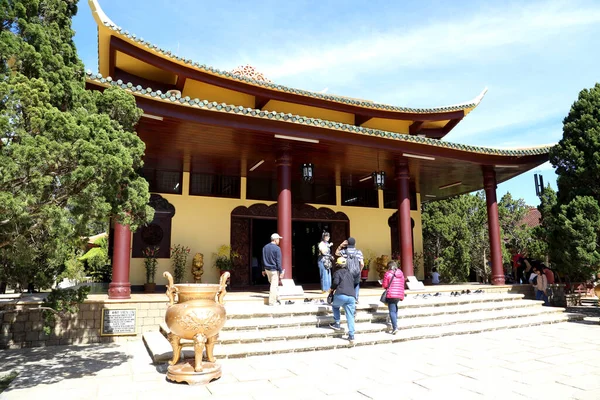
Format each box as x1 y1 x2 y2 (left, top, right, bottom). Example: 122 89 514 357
535 289 549 305
355 284 360 301
387 300 399 330
318 259 331 291
332 294 356 337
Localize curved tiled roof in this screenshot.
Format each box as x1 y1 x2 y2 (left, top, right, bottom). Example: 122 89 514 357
88 0 486 116
85 72 551 158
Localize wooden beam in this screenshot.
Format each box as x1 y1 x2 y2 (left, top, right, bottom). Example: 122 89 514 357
175 75 187 91
109 48 116 78
409 121 425 135
109 36 467 122
113 68 175 93
354 115 372 126
442 118 462 134
255 96 270 110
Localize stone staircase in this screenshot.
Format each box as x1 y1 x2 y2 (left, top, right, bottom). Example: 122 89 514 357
143 291 584 362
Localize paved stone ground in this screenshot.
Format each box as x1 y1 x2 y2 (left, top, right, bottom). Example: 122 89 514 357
0 320 599 400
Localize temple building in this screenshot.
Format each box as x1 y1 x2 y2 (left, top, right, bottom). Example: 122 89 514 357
85 0 550 299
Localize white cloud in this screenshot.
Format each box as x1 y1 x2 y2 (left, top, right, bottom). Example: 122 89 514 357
250 1 600 80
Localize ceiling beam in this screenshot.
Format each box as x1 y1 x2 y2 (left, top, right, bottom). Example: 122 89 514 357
409 121 425 135
354 115 372 126
175 75 187 91
108 48 116 79
255 96 270 110
442 118 462 134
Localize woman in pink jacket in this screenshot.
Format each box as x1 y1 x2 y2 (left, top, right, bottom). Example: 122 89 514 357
382 261 405 335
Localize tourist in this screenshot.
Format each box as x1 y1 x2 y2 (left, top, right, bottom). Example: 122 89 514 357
317 231 333 293
511 249 523 283
541 263 555 284
262 233 283 306
329 256 357 344
533 266 549 306
431 267 440 285
382 261 405 335
335 237 363 303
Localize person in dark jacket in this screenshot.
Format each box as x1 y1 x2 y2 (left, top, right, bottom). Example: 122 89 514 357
262 233 283 306
328 257 357 344
382 261 405 335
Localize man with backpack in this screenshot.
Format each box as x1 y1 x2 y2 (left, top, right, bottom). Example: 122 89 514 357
335 237 364 303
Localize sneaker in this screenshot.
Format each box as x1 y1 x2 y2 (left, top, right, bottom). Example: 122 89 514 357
348 335 355 344
391 328 398 335
329 322 342 331
276 300 282 305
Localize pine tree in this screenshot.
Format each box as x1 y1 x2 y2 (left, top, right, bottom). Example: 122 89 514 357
547 83 600 282
0 0 153 290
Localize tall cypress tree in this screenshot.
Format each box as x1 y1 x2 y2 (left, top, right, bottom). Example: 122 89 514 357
547 84 600 281
0 0 153 289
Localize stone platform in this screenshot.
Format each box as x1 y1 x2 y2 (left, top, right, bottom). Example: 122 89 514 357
143 286 584 362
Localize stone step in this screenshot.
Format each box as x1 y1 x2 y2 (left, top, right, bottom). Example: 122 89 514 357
146 309 581 363
159 304 563 345
213 313 583 358
223 293 525 319
220 299 542 331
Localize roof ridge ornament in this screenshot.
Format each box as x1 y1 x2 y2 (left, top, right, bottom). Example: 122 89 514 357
230 65 272 83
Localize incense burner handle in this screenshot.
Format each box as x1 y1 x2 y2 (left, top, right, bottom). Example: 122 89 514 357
217 272 230 305
163 271 178 306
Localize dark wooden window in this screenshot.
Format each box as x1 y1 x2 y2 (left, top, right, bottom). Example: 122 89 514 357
142 168 182 195
383 188 418 211
292 181 336 205
190 173 241 198
341 186 378 208
132 195 175 259
246 177 278 201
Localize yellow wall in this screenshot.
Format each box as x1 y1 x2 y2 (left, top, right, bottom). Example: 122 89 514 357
183 80 255 108
115 52 177 85
264 100 355 124
361 118 412 134
130 172 423 286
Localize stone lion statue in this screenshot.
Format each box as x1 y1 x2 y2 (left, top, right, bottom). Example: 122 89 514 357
192 252 204 283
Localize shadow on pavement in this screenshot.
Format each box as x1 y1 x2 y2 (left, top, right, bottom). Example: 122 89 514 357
0 344 131 390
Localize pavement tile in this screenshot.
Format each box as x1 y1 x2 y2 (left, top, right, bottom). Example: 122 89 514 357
206 379 278 396
512 381 583 399
571 388 600 400
556 374 600 391
358 381 431 400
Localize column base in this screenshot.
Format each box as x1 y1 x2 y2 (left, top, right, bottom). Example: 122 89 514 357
491 275 506 285
108 282 131 299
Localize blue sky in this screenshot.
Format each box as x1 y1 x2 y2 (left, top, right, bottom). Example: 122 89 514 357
72 0 600 206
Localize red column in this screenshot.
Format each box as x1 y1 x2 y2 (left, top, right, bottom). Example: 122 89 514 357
108 222 132 299
483 167 505 285
396 160 414 276
276 149 292 279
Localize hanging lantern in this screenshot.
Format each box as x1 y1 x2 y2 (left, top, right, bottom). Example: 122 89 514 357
372 171 385 189
301 163 314 182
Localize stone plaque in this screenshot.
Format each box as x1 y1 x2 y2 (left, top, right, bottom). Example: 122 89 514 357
101 308 137 336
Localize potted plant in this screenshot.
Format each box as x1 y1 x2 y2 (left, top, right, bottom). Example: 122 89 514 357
361 249 375 281
143 246 160 293
170 244 191 284
214 245 238 275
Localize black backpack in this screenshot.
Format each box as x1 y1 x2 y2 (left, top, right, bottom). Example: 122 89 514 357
346 249 361 286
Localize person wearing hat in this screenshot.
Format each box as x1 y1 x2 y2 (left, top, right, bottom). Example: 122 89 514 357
329 256 357 344
262 233 283 306
335 237 364 303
